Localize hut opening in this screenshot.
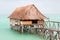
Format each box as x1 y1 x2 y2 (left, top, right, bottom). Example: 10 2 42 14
20 20 38 24
32 20 38 24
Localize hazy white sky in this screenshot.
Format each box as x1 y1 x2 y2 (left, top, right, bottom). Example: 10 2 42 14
0 0 60 20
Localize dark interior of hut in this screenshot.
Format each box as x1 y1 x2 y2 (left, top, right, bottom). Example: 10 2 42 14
32 20 38 24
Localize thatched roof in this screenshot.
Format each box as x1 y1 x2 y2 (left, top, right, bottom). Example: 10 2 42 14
8 4 47 20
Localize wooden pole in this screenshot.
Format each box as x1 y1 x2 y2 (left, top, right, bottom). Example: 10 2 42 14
58 23 59 30
21 25 24 33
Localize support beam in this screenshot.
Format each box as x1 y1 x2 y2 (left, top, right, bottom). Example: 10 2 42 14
21 25 24 33
58 23 59 30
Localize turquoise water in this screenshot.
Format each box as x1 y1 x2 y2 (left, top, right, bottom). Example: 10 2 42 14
0 17 45 40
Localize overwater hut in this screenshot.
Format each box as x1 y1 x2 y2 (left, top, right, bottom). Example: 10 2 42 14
8 4 47 33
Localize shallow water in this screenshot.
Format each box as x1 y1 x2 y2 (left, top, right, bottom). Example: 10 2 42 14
0 17 45 40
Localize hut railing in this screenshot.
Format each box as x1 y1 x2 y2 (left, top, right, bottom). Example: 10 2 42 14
44 21 60 30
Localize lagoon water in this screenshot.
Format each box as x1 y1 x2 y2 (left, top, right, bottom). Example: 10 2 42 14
0 17 46 40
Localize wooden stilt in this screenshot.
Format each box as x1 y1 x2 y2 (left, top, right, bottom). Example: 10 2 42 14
57 23 60 30
21 25 24 33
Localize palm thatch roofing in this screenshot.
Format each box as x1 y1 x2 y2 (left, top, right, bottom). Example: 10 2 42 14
8 4 47 20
